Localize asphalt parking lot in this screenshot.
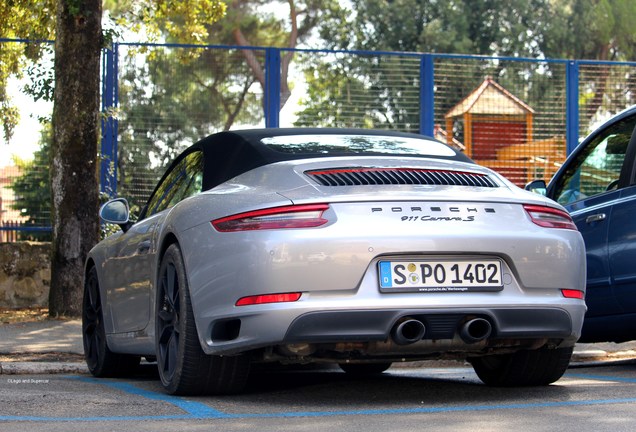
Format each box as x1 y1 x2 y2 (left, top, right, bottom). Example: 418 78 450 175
2 318 636 431
2 360 636 432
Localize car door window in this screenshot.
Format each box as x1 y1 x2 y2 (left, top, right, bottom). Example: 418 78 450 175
552 117 634 205
146 151 204 217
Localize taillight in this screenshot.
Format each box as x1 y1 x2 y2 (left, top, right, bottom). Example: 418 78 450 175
212 204 330 232
236 292 302 306
561 289 584 299
523 205 577 230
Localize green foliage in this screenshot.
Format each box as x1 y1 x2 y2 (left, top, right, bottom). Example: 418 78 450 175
105 0 226 45
538 0 636 125
302 0 556 131
65 0 84 16
114 1 334 206
299 0 636 132
2 0 229 230
0 0 227 142
296 53 424 131
0 0 56 141
541 0 636 60
296 57 377 128
319 0 550 57
23 45 55 103
9 124 52 241
116 39 274 207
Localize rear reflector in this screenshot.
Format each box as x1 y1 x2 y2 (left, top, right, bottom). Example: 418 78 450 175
523 204 577 230
212 204 329 232
236 292 302 306
561 289 584 300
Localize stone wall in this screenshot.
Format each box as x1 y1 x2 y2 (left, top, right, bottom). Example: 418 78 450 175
0 242 50 308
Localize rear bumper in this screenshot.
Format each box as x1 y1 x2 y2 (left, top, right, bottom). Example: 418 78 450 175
200 304 585 356
284 308 575 342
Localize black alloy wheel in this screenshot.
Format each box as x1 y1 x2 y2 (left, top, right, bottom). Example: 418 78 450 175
82 266 140 376
156 252 182 385
156 243 250 395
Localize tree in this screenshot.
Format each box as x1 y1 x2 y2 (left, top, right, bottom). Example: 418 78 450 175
540 0 636 124
1 0 227 317
223 0 339 109
541 0 636 61
5 1 329 247
114 1 336 208
328 0 550 57
114 46 264 209
48 0 103 316
298 0 555 132
299 0 636 134
51 0 226 316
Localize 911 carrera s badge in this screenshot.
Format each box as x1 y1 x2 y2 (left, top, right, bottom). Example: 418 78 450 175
372 205 495 222
401 215 475 222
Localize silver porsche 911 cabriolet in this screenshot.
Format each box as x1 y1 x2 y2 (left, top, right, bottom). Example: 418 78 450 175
83 128 586 395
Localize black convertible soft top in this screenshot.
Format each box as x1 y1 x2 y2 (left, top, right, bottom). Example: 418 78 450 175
189 128 474 190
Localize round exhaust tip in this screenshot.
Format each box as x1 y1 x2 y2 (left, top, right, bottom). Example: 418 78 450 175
391 319 426 345
460 318 492 344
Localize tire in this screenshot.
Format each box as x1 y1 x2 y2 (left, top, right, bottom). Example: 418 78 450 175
469 346 573 387
339 362 392 375
82 266 141 377
156 244 250 395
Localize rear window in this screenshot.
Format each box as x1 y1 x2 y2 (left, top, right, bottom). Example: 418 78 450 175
260 134 458 157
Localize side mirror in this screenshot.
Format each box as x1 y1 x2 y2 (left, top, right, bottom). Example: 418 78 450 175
100 198 131 231
525 180 547 196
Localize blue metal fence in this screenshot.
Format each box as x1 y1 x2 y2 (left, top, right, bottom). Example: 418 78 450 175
2 38 636 239
101 44 636 200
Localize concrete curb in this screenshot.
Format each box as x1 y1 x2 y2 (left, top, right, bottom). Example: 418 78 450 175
1 350 634 375
0 362 88 375
571 349 636 363
0 356 636 375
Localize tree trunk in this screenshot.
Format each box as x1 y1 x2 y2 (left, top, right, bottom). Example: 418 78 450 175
49 0 102 317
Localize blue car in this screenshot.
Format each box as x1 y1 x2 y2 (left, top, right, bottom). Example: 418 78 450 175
528 105 636 343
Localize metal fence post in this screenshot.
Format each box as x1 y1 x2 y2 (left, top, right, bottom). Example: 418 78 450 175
420 54 435 136
101 43 118 198
265 48 281 128
565 60 579 156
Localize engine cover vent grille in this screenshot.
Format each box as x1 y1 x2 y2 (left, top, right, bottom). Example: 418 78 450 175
305 168 499 188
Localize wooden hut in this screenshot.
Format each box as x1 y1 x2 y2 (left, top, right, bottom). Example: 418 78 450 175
445 77 534 159
444 77 564 186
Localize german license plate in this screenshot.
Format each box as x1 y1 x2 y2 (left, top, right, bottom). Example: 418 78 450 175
379 259 503 292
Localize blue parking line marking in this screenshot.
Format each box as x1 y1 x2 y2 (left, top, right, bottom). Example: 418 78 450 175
3 396 636 422
70 376 230 418
1 373 636 422
565 373 636 384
